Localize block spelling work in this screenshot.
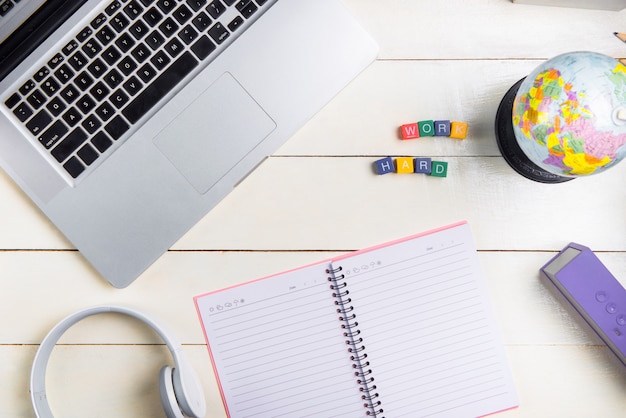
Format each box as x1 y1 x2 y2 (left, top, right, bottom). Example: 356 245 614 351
400 119 467 140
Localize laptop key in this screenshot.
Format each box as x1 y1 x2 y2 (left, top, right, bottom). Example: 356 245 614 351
227 16 243 32
39 120 68 149
104 115 130 140
105 1 123 16
26 110 52 135
123 51 198 124
19 80 35 95
63 157 85 178
77 143 99 165
157 0 177 14
52 127 88 162
0 1 14 16
206 0 226 18
187 0 208 11
143 7 163 27
33 67 50 83
190 35 215 60
4 93 20 109
91 13 108 29
13 102 33 122
208 22 229 44
124 1 144 20
91 131 113 152
26 90 46 109
48 53 64 69
46 97 67 117
238 1 258 18
62 107 82 127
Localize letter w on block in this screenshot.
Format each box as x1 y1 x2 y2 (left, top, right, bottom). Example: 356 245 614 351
401 123 419 140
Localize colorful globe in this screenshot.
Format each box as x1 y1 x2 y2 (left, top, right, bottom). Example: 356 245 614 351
511 51 626 178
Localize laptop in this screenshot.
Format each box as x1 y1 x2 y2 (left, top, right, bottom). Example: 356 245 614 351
0 0 378 287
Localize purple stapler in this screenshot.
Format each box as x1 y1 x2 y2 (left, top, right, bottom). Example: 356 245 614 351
541 243 626 366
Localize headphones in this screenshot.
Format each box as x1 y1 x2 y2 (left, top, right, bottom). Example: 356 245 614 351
30 306 207 418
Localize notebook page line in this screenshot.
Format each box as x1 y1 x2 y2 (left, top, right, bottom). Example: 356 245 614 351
196 262 366 417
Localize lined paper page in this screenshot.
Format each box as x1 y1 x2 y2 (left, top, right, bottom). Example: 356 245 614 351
331 223 518 417
196 262 366 418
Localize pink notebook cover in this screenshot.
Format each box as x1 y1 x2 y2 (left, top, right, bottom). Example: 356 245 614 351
194 221 518 417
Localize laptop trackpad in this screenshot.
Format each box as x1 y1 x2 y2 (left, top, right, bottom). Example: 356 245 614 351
154 73 276 194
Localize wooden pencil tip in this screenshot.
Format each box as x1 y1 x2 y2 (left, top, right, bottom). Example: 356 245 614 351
615 32 626 43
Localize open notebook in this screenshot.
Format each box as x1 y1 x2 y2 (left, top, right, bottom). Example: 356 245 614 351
195 222 518 417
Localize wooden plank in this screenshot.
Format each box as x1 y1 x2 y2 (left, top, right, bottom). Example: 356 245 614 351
3 251 625 346
3 344 626 417
342 0 626 59
3 154 626 251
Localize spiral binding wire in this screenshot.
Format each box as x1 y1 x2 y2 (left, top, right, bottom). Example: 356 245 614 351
327 265 384 417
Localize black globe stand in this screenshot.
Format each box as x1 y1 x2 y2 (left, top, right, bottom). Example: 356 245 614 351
495 78 573 183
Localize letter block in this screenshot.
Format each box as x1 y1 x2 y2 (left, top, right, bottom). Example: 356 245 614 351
413 157 432 174
396 157 414 174
375 157 395 175
430 161 448 177
450 121 468 139
418 120 434 137
400 123 419 140
434 120 451 136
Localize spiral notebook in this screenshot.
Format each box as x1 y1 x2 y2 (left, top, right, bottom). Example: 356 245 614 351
194 222 518 417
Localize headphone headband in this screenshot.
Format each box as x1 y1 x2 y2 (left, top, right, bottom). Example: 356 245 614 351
30 306 205 418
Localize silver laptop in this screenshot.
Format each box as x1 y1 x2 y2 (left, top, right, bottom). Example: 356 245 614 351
0 0 377 287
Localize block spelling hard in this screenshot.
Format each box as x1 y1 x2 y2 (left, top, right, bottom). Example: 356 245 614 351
450 122 468 139
375 157 395 174
396 157 414 174
418 120 435 137
434 120 451 137
401 123 420 140
414 157 432 174
430 161 448 177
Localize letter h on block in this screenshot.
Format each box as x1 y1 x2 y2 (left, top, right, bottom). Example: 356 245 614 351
375 157 395 175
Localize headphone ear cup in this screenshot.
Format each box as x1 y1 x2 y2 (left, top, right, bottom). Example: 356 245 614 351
159 366 184 418
171 361 206 418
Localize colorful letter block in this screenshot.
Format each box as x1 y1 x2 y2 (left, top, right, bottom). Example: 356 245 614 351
413 157 432 174
396 157 414 174
400 123 419 140
434 120 451 136
375 157 394 174
418 120 434 137
430 161 448 177
450 121 468 139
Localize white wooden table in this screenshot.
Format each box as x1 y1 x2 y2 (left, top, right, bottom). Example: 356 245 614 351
3 1 626 416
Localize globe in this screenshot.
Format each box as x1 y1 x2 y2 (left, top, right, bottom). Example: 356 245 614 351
495 51 626 183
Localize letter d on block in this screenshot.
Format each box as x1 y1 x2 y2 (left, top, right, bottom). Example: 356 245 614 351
430 161 448 178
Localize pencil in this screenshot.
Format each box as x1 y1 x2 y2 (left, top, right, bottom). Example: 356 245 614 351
614 32 626 43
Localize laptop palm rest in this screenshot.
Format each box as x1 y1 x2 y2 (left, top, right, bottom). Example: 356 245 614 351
154 72 276 194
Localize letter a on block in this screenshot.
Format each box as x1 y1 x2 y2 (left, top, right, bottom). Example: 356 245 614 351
450 122 468 139
401 123 420 140
375 157 395 175
396 157 414 174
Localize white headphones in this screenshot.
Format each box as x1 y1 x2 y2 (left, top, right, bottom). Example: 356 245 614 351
30 306 207 418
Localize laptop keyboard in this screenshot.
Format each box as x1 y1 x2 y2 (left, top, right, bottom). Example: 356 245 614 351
3 0 271 180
